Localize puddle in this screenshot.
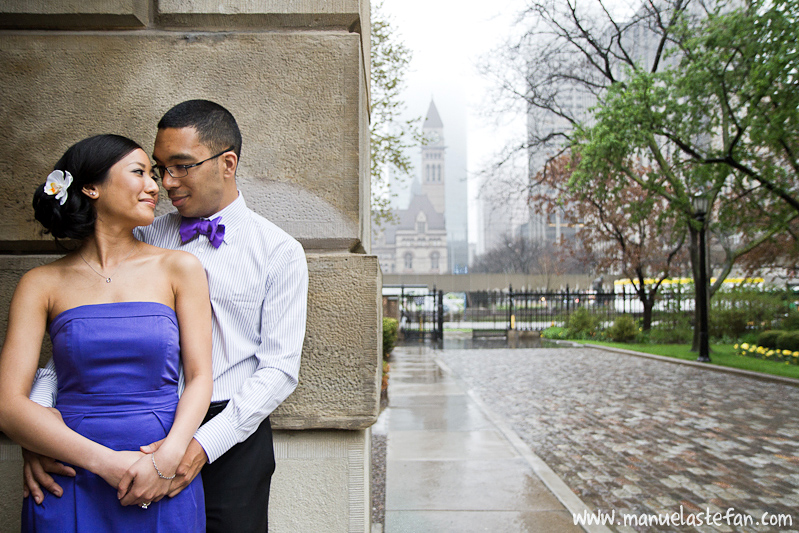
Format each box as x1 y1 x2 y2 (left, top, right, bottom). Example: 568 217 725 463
443 336 562 350
398 331 570 350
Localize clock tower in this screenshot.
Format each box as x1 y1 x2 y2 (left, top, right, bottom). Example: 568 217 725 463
372 99 450 274
421 100 446 214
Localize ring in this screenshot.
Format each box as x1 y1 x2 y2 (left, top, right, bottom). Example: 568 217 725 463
141 502 151 509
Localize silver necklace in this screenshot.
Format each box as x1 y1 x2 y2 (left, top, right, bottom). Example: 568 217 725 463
79 246 138 283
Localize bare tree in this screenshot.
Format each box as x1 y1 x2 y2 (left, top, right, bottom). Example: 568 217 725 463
471 233 585 277
480 0 691 176
533 154 689 329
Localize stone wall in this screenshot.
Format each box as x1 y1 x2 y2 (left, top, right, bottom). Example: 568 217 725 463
0 1 378 531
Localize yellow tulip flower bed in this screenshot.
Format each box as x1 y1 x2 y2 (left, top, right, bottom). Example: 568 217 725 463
735 343 799 365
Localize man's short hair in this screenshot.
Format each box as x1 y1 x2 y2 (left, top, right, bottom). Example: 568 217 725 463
158 100 242 158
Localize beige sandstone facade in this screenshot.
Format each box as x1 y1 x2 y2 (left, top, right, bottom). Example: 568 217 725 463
0 2 379 531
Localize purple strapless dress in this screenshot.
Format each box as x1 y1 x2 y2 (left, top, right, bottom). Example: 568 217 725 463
22 302 205 532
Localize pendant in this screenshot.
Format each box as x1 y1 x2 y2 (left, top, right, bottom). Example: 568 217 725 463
106 278 112 283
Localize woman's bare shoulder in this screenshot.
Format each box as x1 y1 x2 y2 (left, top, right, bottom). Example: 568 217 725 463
14 256 77 307
20 255 76 285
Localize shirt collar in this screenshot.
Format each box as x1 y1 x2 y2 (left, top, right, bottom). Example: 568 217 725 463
190 192 248 244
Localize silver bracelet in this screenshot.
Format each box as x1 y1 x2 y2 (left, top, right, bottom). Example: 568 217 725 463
151 453 176 480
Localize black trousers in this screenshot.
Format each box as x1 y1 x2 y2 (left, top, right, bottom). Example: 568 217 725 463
201 410 275 533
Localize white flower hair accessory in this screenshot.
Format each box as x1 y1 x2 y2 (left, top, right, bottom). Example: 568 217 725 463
44 170 73 206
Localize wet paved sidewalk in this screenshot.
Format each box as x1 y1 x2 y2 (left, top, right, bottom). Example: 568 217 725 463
438 344 799 533
382 344 593 533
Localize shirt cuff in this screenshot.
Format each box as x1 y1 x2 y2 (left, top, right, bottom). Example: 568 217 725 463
194 411 239 464
29 374 57 407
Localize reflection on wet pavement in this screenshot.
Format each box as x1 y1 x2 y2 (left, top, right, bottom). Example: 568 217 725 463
400 331 569 351
383 341 585 533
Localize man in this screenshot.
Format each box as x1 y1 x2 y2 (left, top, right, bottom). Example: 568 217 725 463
25 100 308 532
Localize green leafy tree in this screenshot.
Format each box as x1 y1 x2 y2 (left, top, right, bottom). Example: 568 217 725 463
573 67 784 297
370 2 423 228
485 0 799 351
654 0 799 215
571 0 798 347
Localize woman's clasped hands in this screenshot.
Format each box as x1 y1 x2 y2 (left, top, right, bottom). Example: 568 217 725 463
98 447 181 507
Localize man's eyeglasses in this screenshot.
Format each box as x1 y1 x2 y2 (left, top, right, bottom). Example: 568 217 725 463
153 147 234 179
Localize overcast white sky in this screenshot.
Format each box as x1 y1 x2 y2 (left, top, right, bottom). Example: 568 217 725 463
379 1 642 249
381 0 529 245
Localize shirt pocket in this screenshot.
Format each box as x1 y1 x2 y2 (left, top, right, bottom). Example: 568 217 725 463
208 266 263 309
209 276 263 334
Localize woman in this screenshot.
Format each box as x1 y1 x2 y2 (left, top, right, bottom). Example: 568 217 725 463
0 134 213 531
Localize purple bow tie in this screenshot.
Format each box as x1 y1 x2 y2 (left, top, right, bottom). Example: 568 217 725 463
179 216 225 248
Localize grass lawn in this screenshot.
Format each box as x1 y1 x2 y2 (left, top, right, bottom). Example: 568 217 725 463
575 340 799 381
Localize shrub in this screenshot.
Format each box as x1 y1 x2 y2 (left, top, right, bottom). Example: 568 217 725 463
566 308 600 339
739 331 760 345
541 326 567 339
382 317 398 358
709 308 749 340
607 315 639 343
780 310 799 331
711 287 790 332
758 330 783 349
382 360 390 391
777 331 799 352
649 314 693 344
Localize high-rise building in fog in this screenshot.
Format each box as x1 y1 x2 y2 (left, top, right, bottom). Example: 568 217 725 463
524 9 667 247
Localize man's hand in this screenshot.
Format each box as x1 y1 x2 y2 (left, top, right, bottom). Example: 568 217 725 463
22 449 76 504
141 437 207 498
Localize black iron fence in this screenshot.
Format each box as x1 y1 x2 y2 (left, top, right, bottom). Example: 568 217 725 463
394 282 795 339
396 284 703 337
462 286 651 332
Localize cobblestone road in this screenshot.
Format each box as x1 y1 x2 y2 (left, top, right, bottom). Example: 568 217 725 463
438 345 799 533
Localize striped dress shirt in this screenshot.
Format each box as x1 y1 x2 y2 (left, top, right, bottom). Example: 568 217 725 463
30 193 308 463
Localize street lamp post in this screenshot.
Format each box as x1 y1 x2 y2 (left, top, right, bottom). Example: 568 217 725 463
692 194 711 363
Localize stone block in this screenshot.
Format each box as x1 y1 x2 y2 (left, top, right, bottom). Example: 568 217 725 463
156 0 362 30
0 32 365 251
272 253 381 429
271 429 369 532
0 0 148 29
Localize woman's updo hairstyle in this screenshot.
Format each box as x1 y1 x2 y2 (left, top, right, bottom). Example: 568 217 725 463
33 134 143 240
